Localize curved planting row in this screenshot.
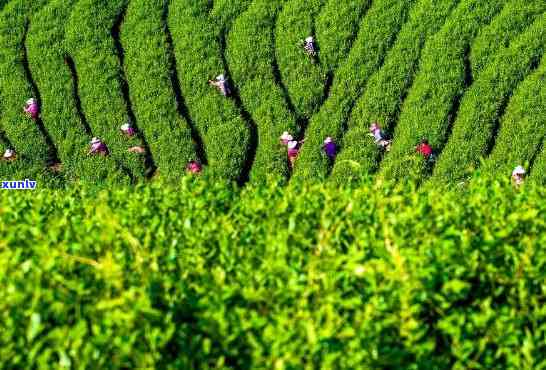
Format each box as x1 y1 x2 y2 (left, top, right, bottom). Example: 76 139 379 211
120 0 198 181
378 0 504 182
274 0 326 120
484 58 545 178
167 0 252 182
314 0 371 73
292 0 414 182
26 0 129 184
331 0 459 181
470 0 545 76
432 16 546 183
226 0 297 183
531 144 546 185
65 0 147 182
0 0 58 182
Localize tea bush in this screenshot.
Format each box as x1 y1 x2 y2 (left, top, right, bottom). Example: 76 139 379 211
27 0 128 185
0 0 55 181
378 0 504 182
226 0 296 183
432 14 546 183
470 0 545 76
483 58 546 178
275 0 326 119
331 0 459 181
121 0 198 181
1 176 545 368
65 0 147 181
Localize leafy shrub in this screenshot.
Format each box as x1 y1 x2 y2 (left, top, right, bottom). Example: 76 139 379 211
226 0 297 183
1 176 545 368
65 0 147 181
483 58 545 178
331 0 459 182
275 0 327 119
120 0 198 181
314 0 371 73
27 0 129 185
292 0 414 182
167 0 251 182
531 144 546 185
378 0 504 182
432 14 546 183
0 0 57 182
470 0 545 76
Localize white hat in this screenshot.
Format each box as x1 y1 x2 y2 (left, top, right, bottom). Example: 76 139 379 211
305 36 314 43
217 74 226 81
287 140 298 149
3 149 14 158
26 98 36 105
324 137 333 144
91 137 101 144
512 166 526 176
121 123 131 131
280 131 293 141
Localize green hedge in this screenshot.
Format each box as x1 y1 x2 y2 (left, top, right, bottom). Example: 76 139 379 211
531 144 546 185
167 0 251 182
26 0 129 185
470 0 545 76
1 177 546 368
65 0 147 182
120 0 198 181
0 0 57 182
314 0 371 73
483 58 546 178
292 0 414 182
275 0 326 119
432 14 546 183
226 0 296 183
331 0 459 182
379 0 504 182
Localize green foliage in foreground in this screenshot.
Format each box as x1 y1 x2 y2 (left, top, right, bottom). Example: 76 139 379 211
1 177 545 369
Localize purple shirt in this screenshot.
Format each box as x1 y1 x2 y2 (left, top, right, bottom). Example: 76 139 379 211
90 142 109 155
324 142 336 158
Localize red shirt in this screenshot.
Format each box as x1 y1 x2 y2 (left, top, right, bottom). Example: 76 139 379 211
417 143 433 157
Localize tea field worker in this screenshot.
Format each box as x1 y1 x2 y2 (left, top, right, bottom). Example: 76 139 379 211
302 36 317 57
209 74 231 97
128 146 145 154
369 122 392 151
416 138 434 162
512 165 526 187
88 137 109 156
287 140 300 168
2 148 16 161
120 123 136 138
24 98 39 120
323 137 337 159
186 160 202 174
280 131 293 145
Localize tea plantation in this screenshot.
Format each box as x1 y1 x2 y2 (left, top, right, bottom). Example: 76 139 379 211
0 0 543 185
0 0 545 368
